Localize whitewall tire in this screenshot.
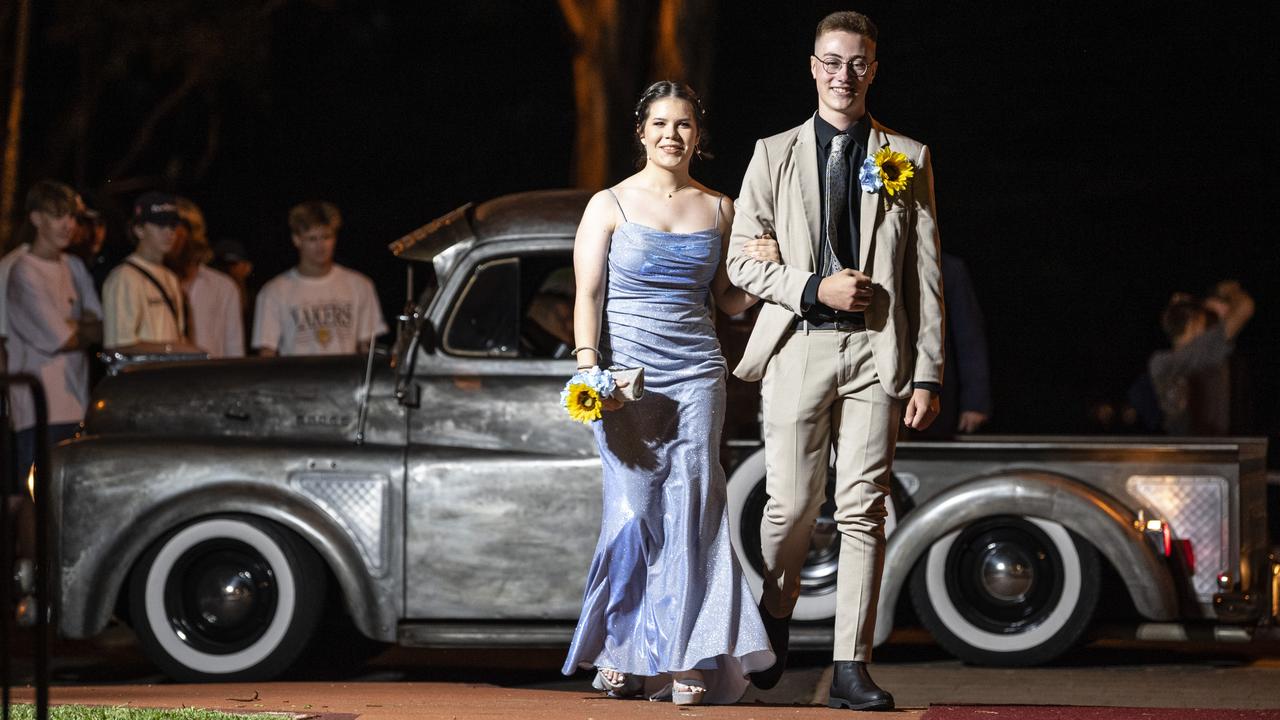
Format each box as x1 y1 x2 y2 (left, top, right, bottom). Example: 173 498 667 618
128 516 325 681
909 516 1099 666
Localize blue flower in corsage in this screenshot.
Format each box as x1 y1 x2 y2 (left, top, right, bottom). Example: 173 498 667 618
859 146 916 205
562 366 617 424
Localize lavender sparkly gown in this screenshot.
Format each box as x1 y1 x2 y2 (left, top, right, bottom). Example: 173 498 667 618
562 196 774 703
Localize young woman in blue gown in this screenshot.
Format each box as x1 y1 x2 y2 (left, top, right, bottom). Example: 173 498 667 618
562 81 779 705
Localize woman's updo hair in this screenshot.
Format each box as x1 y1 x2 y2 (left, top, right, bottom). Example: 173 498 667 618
633 80 712 167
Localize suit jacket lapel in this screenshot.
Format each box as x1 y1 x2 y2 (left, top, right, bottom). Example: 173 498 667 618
859 120 883 271
795 117 822 271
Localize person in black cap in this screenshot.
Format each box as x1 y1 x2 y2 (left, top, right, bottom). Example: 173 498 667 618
212 237 253 305
101 191 201 354
67 206 109 288
210 237 255 348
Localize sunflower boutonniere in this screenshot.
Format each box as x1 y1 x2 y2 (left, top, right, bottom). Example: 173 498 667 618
859 144 915 210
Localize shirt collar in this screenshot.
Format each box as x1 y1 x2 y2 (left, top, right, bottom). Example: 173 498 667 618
813 112 871 152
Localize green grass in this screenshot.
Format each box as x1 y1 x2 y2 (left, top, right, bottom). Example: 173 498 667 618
6 706 284 720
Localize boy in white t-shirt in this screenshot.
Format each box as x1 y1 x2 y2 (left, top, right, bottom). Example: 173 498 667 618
252 201 386 356
5 180 103 478
102 191 202 355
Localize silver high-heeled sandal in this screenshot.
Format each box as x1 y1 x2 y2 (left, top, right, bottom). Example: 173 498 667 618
594 668 643 698
672 671 707 706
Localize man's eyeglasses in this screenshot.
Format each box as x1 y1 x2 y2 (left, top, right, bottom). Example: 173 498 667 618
812 54 873 78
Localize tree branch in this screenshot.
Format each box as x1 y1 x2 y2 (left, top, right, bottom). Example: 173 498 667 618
106 64 205 182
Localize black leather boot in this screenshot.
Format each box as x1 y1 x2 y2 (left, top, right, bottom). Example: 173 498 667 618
750 601 790 690
827 661 894 711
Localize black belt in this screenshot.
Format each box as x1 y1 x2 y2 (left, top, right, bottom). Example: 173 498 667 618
791 317 866 333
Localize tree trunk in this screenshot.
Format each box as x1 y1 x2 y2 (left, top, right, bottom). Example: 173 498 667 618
652 0 717 103
558 0 655 188
0 0 31 252
559 0 614 190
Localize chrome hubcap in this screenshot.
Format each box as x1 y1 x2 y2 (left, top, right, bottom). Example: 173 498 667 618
978 542 1034 603
195 566 258 628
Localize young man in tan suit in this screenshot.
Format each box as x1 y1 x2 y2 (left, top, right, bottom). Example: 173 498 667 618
726 10 944 711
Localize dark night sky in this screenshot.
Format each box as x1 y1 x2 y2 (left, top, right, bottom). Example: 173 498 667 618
20 1 1280 438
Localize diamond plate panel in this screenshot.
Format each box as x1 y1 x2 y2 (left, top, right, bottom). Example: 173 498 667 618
1127 475 1229 600
295 473 389 573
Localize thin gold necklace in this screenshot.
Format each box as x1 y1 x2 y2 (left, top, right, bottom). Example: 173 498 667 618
665 183 691 199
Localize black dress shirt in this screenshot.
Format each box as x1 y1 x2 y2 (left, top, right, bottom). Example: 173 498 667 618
800 113 870 324
798 113 941 396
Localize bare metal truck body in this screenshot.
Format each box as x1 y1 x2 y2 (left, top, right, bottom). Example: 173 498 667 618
46 190 1276 680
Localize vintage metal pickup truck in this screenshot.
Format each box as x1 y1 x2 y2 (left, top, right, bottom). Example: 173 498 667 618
48 189 1276 681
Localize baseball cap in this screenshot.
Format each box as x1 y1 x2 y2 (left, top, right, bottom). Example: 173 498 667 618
212 238 248 263
132 191 180 226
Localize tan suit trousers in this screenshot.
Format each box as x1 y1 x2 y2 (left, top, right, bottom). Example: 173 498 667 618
759 327 902 662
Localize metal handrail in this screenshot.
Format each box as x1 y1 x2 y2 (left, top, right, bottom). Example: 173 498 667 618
1 373 50 720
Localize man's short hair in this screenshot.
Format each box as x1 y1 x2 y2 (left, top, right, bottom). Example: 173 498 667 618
25 180 79 217
815 11 878 45
288 201 342 235
1160 292 1208 341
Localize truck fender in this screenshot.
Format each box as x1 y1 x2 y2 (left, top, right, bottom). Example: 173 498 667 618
873 471 1178 646
71 482 395 643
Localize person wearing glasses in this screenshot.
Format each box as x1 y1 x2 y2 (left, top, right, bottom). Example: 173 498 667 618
726 10 944 711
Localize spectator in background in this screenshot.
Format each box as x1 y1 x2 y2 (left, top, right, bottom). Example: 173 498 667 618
4 180 103 477
0 242 28 378
915 252 992 438
102 191 201 355
252 201 386 356
1149 281 1254 436
166 198 244 358
211 237 255 343
521 267 575 358
66 206 110 292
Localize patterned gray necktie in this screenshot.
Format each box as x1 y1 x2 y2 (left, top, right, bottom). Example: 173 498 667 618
821 133 852 276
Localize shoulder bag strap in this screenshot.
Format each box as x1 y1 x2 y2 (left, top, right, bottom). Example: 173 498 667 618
124 260 186 336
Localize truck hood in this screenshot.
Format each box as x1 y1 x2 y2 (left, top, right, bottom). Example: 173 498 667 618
85 355 369 441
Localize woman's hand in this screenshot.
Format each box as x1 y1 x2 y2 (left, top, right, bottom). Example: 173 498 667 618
602 379 630 412
743 233 781 263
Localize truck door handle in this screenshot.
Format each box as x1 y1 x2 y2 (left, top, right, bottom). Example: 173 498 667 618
224 402 250 421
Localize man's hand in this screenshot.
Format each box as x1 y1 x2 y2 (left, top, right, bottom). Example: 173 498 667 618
817 269 874 312
903 388 940 430
957 410 989 433
743 233 782 263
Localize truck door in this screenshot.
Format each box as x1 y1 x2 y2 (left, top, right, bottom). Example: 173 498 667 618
403 244 602 620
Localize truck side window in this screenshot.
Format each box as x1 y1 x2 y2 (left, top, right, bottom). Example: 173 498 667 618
519 261 575 359
443 257 520 357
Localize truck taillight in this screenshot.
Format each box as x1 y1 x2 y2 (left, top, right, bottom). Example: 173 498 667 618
1139 515 1173 557
1178 539 1195 573
1143 518 1173 557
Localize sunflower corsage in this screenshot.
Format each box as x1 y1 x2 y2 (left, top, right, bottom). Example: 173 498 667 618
561 366 617 424
859 145 915 209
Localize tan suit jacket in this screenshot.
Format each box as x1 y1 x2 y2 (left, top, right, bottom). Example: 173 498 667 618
727 115 945 398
